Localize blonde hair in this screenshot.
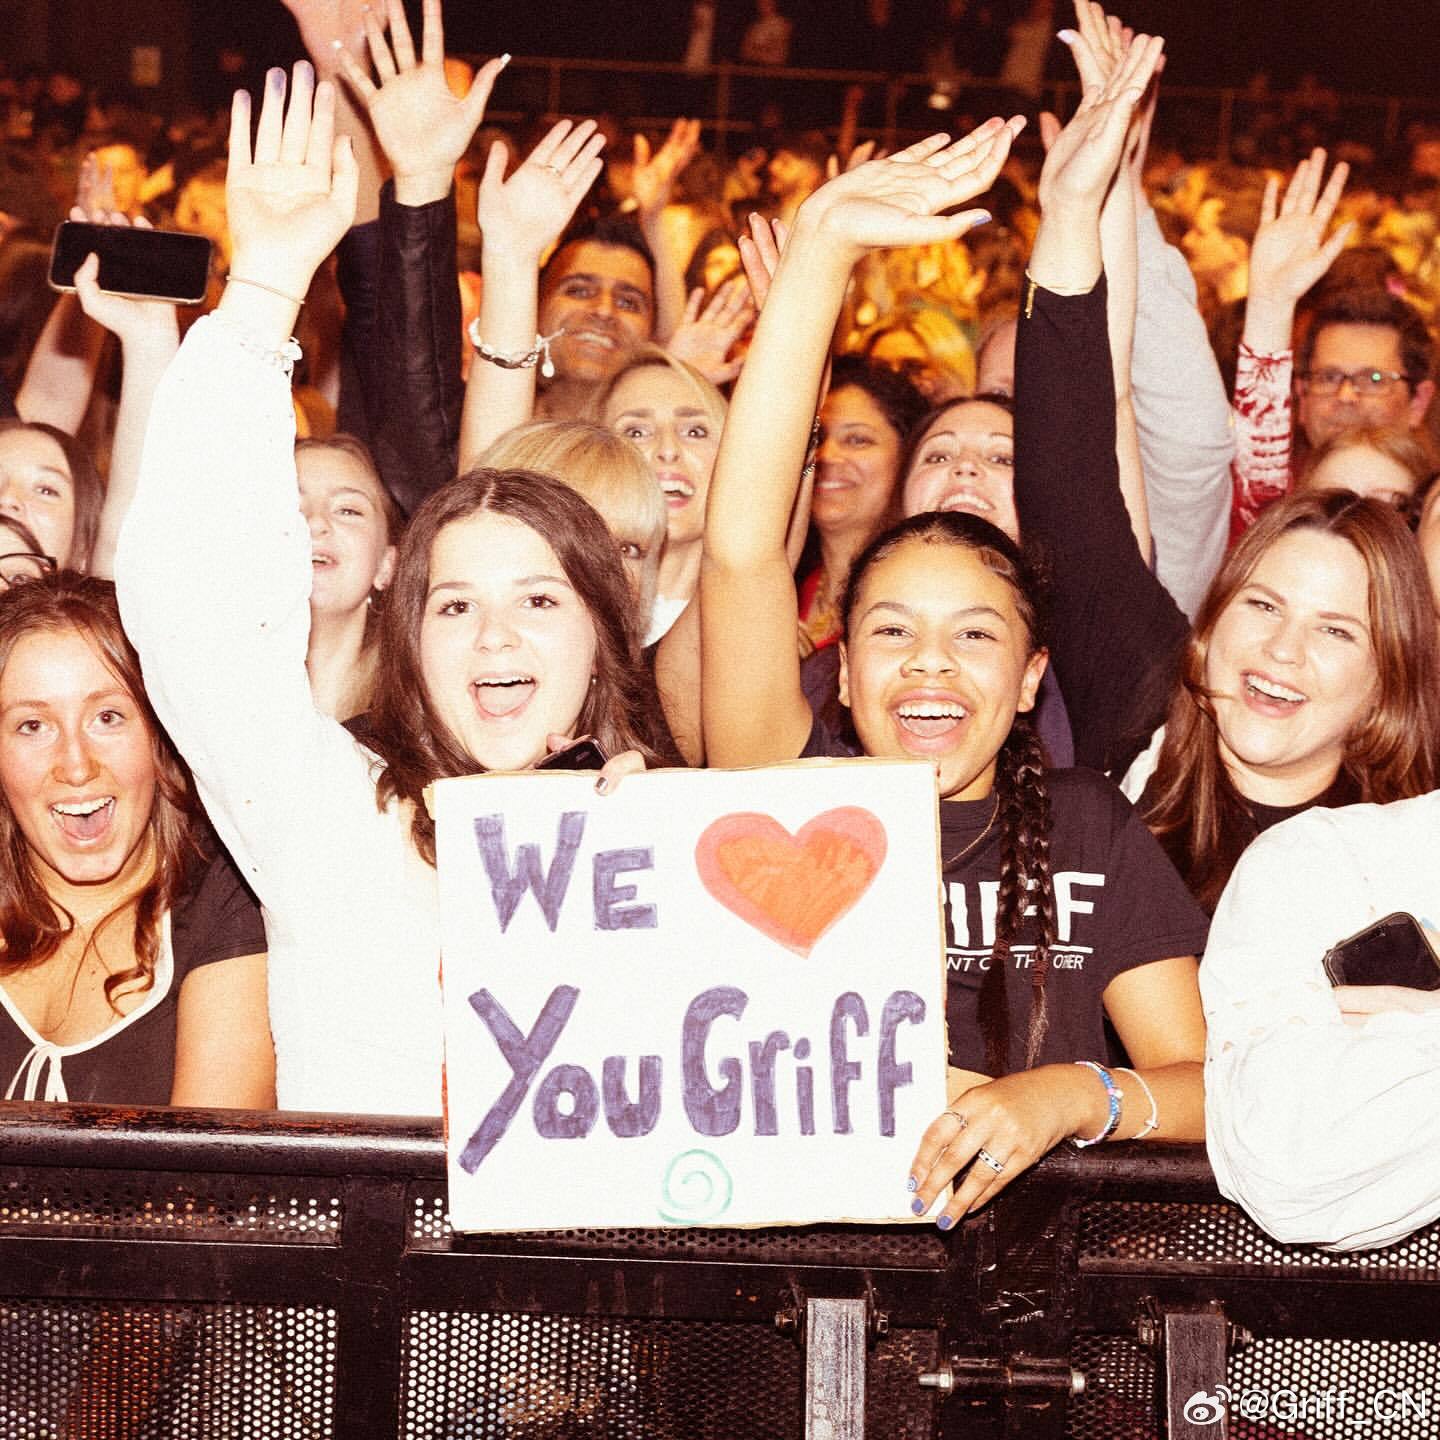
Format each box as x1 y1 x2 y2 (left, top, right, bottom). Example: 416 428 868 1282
479 421 664 623
594 344 729 436
1299 426 1433 510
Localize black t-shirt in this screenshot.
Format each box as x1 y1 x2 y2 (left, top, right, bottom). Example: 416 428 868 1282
0 848 266 1105
803 715 1210 1074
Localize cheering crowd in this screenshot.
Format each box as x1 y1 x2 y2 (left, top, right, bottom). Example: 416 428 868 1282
0 0 1439 1257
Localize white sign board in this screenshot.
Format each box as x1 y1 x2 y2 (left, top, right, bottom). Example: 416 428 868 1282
434 759 946 1230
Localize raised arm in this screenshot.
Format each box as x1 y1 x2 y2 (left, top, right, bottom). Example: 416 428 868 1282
115 64 367 903
1230 150 1350 537
456 121 607 469
70 236 179 579
1014 28 1186 774
336 0 508 508
702 122 1021 767
631 118 702 344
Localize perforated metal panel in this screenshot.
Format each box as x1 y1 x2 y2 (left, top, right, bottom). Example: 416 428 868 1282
0 1168 342 1244
407 1184 949 1268
1078 1200 1440 1275
401 1311 939 1440
0 1301 337 1438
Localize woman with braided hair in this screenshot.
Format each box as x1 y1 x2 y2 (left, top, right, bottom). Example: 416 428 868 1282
701 31 1210 1232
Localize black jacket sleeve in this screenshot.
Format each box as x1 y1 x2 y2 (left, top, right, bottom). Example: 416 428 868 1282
369 180 464 516
334 218 381 443
1013 274 1190 776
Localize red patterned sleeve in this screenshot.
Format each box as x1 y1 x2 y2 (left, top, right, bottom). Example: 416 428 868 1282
1229 342 1294 543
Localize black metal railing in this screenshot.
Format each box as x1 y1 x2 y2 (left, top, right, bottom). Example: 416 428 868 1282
4 1102 1440 1439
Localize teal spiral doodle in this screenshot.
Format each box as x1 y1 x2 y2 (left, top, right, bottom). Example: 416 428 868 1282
657 1149 733 1224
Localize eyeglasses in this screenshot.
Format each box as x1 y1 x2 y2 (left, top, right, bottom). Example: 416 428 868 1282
1301 367 1410 397
0 553 56 587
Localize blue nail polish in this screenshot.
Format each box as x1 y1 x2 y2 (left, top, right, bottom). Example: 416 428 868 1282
969 211 993 228
936 1214 954 1232
268 67 286 88
905 1176 917 1193
910 1197 925 1215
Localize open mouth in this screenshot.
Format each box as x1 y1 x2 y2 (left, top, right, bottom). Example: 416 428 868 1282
1242 671 1307 710
660 475 695 506
472 674 537 719
50 796 115 842
895 699 968 741
569 327 619 351
939 488 994 515
311 550 337 568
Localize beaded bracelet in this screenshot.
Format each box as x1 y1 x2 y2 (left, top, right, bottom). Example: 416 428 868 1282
205 310 303 376
1115 1066 1159 1140
1071 1060 1122 1148
466 319 561 379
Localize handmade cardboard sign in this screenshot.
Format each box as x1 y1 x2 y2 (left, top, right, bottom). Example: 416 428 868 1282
434 759 946 1231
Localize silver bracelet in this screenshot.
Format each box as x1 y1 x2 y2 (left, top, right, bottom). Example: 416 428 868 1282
205 311 302 376
466 319 561 379
1115 1066 1159 1139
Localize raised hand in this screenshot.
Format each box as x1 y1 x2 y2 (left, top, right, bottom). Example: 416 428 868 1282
72 240 180 352
1038 28 1163 216
666 274 755 385
336 0 508 204
281 0 379 69
737 211 789 312
226 63 358 303
478 119 606 264
1249 149 1351 308
796 119 1025 264
631 118 702 220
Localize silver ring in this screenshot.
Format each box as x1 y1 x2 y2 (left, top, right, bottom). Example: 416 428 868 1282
975 1148 1004 1175
944 1109 968 1131
541 163 563 176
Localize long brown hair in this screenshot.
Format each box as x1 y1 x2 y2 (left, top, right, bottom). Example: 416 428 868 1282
0 420 104 572
1144 489 1440 909
367 468 675 864
841 512 1056 1074
0 573 200 1005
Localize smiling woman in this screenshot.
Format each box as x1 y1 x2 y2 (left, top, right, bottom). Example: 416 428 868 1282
0 573 271 1107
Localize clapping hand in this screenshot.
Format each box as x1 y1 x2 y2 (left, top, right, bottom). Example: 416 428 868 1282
797 119 1025 265
477 119 606 264
336 0 508 203
226 63 359 305
631 118 702 221
1038 26 1163 216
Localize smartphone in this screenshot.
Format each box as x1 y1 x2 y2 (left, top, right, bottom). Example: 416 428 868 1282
535 737 608 772
1321 912 1440 990
48 221 213 305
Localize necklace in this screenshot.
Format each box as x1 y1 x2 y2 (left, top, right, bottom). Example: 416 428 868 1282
942 795 1000 870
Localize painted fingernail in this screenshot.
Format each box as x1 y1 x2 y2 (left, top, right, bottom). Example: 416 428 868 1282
905 1175 918 1193
499 52 513 66
968 211 993 228
910 1197 925 1215
296 59 314 81
1057 28 1077 43
268 67 286 88
594 775 610 795
936 1214 955 1232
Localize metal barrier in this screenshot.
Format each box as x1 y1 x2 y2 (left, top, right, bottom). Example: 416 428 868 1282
482 56 1440 165
3 1101 1440 1438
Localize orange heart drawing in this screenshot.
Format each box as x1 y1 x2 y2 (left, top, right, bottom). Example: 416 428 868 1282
694 808 888 957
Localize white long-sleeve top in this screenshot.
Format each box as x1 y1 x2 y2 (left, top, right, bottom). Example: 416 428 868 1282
1202 792 1440 1252
116 316 443 1116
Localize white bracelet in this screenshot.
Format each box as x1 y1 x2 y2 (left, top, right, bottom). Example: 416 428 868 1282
205 311 303 376
1115 1066 1159 1139
466 319 561 379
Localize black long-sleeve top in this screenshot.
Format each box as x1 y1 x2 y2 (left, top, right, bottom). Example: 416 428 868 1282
1013 274 1190 780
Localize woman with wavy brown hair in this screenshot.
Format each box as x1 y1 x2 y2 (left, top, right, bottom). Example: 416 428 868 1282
1131 490 1440 910
0 572 270 1105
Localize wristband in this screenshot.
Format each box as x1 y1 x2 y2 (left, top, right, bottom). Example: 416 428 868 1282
1071 1060 1122 1148
1115 1066 1159 1140
467 319 560 379
228 274 307 307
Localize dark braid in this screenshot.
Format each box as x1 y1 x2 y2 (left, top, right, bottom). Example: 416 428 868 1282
978 716 1056 1076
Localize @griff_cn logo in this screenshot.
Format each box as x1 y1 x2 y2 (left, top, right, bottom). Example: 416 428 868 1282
1182 1387 1229 1425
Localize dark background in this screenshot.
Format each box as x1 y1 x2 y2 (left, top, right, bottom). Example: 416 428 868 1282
9 1 1439 111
